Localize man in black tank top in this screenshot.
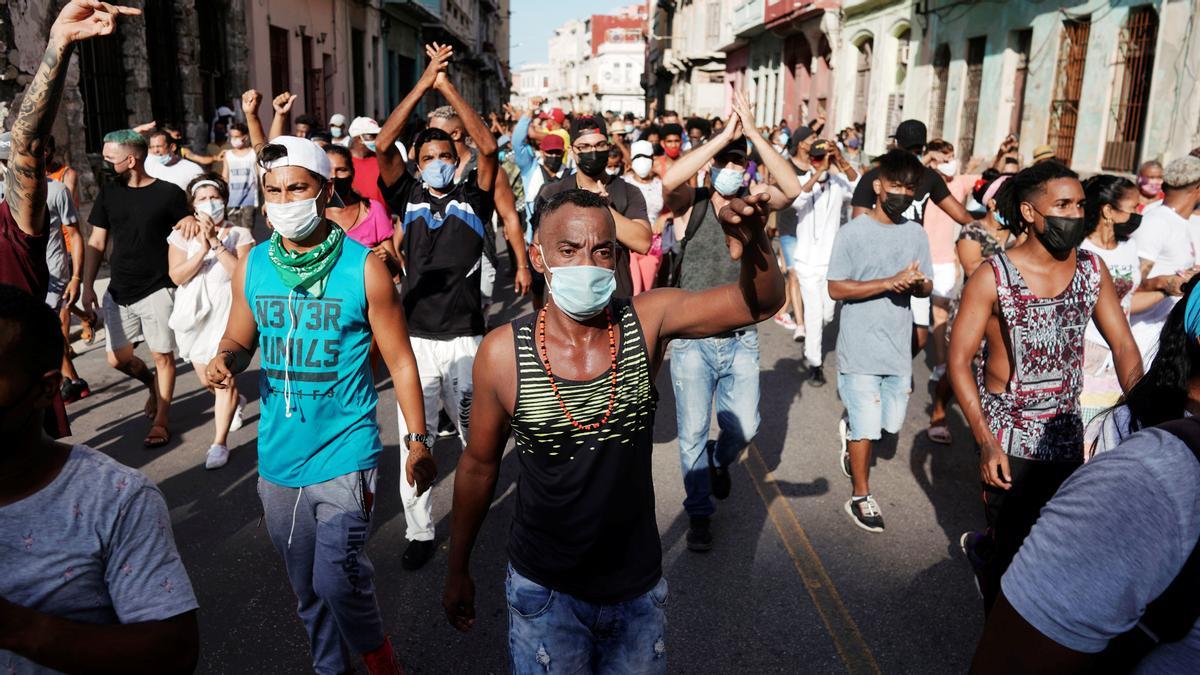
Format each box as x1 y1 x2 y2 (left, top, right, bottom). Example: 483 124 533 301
443 187 786 672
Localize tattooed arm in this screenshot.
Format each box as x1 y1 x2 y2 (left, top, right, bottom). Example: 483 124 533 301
6 1 140 235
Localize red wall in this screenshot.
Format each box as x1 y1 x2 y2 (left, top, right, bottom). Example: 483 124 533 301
591 14 645 56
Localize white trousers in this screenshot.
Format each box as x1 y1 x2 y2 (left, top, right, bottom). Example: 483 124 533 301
397 334 481 542
796 263 836 367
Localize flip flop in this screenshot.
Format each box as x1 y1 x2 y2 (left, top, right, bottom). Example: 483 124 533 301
144 424 171 448
926 423 952 445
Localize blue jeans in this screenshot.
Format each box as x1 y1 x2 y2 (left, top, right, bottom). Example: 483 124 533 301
506 564 668 674
670 331 761 518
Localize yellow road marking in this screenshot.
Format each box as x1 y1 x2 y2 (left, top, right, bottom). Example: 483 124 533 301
745 442 882 675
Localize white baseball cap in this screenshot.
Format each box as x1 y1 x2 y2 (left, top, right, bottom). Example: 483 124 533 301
347 116 381 139
329 113 347 127
631 140 654 159
263 135 332 180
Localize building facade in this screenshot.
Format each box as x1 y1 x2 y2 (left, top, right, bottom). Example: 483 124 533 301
511 63 555 104
538 5 647 114
644 0 735 120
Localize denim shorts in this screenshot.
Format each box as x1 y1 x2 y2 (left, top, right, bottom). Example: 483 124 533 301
838 372 911 441
779 234 798 269
506 564 668 674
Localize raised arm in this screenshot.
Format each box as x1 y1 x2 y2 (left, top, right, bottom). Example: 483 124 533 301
435 70 498 193
662 111 738 193
268 92 296 141
732 91 801 209
7 1 140 234
377 43 453 187
510 109 536 172
444 326 514 632
635 192 785 340
241 90 266 149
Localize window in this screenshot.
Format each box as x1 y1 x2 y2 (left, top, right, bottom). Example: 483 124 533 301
352 28 366 117
144 0 183 128
196 1 228 119
929 44 950 138
78 31 127 153
269 26 290 101
706 1 720 42
1102 6 1158 172
1009 29 1032 137
888 29 911 135
1049 17 1091 165
853 38 873 126
959 36 986 159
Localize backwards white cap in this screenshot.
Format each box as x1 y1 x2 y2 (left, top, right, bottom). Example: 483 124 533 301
329 113 347 127
263 135 332 179
347 116 381 139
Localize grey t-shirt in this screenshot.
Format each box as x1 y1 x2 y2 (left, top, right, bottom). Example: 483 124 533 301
827 214 932 377
679 187 742 292
43 180 78 281
1004 427 1200 671
0 445 198 674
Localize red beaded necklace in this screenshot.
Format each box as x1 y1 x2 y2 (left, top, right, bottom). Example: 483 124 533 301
536 306 619 432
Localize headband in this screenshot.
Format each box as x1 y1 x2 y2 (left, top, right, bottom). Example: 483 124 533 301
190 179 222 195
982 175 1010 206
1185 286 1200 340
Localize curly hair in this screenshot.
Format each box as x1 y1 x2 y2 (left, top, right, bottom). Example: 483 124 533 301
994 160 1078 235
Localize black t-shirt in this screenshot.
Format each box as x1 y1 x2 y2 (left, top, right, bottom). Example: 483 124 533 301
850 164 951 224
380 170 495 338
88 179 190 304
531 173 648 299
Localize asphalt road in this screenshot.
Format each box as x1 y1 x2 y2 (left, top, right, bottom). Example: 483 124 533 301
64 242 986 674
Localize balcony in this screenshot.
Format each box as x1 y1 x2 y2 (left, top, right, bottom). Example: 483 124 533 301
732 0 765 36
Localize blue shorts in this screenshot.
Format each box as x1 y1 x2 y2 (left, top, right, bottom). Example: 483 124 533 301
838 372 912 441
779 234 798 269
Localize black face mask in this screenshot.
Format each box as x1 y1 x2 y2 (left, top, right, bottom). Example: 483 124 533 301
332 176 358 204
1035 211 1088 255
543 154 564 174
1114 211 1142 240
101 159 121 182
881 191 914 224
576 150 608 178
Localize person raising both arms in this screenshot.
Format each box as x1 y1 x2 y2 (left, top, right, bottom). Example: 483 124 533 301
443 187 786 672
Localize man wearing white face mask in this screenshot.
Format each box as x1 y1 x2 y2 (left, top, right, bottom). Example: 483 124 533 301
375 43 501 571
206 134 431 674
221 122 258 230
144 129 204 193
659 91 802 551
623 140 666 294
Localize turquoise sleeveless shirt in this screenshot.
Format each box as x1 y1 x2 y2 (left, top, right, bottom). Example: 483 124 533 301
244 237 381 487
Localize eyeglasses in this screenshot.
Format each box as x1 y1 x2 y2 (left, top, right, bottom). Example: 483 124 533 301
574 141 611 153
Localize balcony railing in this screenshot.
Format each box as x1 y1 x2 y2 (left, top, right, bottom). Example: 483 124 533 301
732 0 765 35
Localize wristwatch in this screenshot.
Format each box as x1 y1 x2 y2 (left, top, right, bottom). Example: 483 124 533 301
404 432 434 449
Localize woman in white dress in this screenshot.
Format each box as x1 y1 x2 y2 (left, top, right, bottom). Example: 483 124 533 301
168 174 254 469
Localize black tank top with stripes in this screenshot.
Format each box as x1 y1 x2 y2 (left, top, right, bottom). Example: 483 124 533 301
507 298 661 604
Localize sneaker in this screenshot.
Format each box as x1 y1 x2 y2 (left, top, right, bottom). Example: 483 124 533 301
838 417 852 478
845 496 885 532
960 531 986 599
706 440 731 500
773 313 797 330
437 410 456 438
793 326 806 342
929 364 946 382
205 444 230 470
686 516 713 552
402 539 435 570
808 366 826 387
60 378 91 404
229 394 247 432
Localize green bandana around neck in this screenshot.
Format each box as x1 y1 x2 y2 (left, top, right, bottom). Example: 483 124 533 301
266 224 345 298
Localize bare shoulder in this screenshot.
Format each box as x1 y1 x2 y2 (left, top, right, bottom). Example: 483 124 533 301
479 322 516 365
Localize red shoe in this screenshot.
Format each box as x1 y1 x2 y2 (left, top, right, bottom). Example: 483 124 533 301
363 637 404 675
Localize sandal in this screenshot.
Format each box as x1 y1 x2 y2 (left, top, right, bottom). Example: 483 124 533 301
144 424 171 448
926 423 952 445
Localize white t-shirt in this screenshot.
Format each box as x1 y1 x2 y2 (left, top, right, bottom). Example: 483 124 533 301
789 168 857 269
623 175 664 224
145 156 204 193
1080 237 1141 346
1129 203 1195 362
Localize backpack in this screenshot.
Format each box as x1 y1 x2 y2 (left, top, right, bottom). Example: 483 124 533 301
1100 417 1200 672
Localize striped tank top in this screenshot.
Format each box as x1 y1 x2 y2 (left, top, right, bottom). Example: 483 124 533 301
507 299 661 604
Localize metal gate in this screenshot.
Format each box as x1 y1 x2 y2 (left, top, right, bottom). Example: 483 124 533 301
930 44 950 139
1048 18 1091 165
1102 6 1158 172
853 39 872 126
78 31 128 153
959 37 986 158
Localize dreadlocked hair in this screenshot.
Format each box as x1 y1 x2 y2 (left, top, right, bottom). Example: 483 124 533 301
1114 275 1200 432
994 160 1078 235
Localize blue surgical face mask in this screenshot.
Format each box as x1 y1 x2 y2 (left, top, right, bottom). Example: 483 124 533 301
330 127 344 139
421 159 456 190
539 245 616 321
151 153 172 166
710 167 745 197
499 149 510 163
365 140 378 153
993 210 1007 228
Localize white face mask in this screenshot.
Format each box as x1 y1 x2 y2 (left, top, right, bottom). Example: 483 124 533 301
632 156 653 178
266 196 322 241
937 160 958 177
230 137 247 149
196 199 226 224
605 166 621 176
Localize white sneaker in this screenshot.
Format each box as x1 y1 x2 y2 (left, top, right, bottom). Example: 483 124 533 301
205 444 230 470
929 364 946 382
838 417 852 478
793 326 806 342
229 394 247 432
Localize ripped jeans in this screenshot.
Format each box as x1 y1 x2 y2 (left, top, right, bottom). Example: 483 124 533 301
506 564 668 674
